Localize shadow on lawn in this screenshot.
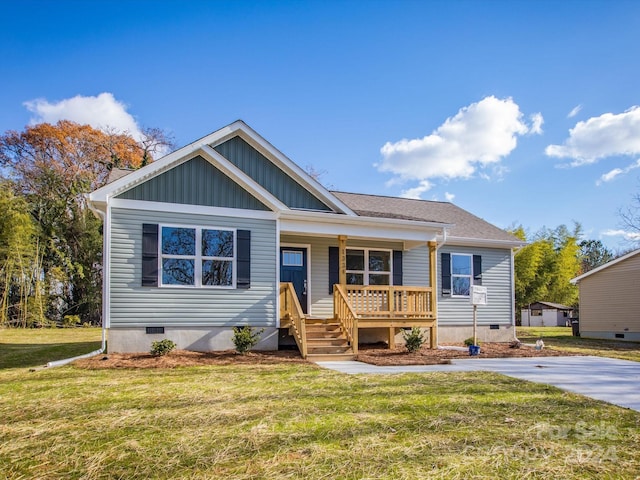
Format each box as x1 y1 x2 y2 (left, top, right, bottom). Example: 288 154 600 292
0 341 102 369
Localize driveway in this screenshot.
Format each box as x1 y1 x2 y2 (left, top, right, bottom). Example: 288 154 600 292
316 356 640 412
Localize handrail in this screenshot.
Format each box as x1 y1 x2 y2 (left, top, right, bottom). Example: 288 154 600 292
342 285 434 318
333 285 359 354
279 283 307 358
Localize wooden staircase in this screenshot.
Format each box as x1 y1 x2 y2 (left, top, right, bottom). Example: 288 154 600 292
304 318 356 361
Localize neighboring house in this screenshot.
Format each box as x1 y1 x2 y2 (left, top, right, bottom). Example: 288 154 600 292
88 121 523 358
571 249 640 341
521 301 574 327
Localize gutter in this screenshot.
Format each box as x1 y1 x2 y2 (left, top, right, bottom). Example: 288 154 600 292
46 198 108 368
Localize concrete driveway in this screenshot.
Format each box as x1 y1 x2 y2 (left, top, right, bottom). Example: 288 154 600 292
316 356 640 412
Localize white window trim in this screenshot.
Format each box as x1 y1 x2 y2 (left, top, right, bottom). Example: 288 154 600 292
451 253 472 298
159 224 237 289
346 248 393 286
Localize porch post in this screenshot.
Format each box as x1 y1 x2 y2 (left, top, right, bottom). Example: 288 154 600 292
428 241 438 349
338 235 347 286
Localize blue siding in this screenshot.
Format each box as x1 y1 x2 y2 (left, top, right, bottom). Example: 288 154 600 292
214 136 332 211
116 155 269 211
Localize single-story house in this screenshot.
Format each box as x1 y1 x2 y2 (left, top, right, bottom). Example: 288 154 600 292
570 249 640 341
88 120 524 359
521 301 574 327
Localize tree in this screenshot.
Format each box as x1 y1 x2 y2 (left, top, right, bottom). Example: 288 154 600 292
579 239 614 274
0 121 172 325
619 188 640 245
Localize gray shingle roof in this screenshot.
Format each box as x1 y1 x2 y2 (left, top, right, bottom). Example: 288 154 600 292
332 191 521 244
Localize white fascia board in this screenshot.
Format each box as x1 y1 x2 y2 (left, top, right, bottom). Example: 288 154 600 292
198 145 288 212
444 236 525 249
227 126 357 216
280 210 446 243
571 248 640 284
110 198 278 221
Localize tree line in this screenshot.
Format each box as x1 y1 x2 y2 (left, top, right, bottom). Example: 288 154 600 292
0 121 172 327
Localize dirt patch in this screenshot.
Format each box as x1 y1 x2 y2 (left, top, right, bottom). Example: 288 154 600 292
75 342 578 369
75 349 309 369
356 342 579 366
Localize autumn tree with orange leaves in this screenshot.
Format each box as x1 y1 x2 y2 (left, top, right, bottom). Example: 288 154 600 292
0 121 173 326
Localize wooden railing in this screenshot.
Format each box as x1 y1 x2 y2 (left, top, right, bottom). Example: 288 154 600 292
279 283 307 358
340 285 434 320
333 285 359 355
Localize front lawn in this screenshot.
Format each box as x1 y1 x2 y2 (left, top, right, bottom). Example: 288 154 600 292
517 326 640 362
0 329 639 479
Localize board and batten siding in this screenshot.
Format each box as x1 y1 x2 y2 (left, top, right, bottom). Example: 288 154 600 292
110 207 277 328
578 253 640 336
437 246 513 326
280 235 426 318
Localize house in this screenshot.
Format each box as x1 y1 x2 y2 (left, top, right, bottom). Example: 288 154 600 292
570 249 640 341
521 301 574 327
88 120 524 358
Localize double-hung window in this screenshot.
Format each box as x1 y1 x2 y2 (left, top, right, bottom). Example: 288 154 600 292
451 253 472 297
346 249 392 286
160 225 235 287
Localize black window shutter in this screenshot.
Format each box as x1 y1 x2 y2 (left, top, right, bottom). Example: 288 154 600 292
328 246 339 293
237 230 251 289
392 250 403 286
441 252 451 296
142 223 159 287
473 255 482 285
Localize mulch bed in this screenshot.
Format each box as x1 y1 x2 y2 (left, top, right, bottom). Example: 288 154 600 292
356 342 579 366
75 342 577 369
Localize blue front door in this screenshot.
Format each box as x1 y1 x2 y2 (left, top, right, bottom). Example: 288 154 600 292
280 247 308 313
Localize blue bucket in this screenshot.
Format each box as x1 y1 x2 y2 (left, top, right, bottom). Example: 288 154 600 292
469 345 481 356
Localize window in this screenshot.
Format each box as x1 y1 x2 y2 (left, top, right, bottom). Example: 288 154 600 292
451 254 472 297
282 250 303 266
346 249 391 286
160 225 235 287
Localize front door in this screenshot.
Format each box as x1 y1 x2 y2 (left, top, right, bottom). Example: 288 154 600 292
280 247 308 313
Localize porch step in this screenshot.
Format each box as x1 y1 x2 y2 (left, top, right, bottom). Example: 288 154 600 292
307 353 356 362
307 338 350 347
303 318 354 359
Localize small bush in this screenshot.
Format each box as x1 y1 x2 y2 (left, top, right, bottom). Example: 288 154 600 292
150 339 176 356
402 327 426 353
232 326 264 354
464 337 481 347
62 315 81 328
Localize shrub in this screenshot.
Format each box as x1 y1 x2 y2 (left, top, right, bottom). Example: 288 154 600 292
402 327 426 353
232 326 264 354
464 337 481 347
150 339 176 356
62 315 81 328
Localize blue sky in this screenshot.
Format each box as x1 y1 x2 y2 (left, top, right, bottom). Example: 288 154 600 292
2 0 640 250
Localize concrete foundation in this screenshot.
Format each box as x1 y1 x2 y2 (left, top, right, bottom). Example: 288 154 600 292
436 324 516 344
108 326 279 353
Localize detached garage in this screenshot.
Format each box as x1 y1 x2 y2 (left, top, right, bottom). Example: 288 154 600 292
570 249 640 341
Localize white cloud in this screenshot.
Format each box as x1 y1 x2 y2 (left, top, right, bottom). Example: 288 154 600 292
595 159 640 186
378 96 539 197
529 112 544 135
24 92 145 142
601 229 640 242
545 106 640 166
567 104 582 118
444 192 455 202
400 181 432 199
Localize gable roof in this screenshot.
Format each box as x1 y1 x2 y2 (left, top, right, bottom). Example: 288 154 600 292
529 301 574 310
571 248 640 284
332 191 523 247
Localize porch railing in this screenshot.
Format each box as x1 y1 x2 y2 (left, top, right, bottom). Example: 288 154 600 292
333 285 359 355
279 282 307 358
338 285 434 320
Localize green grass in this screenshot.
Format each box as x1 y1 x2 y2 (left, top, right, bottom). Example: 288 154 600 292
0 329 639 479
0 327 103 369
517 326 640 362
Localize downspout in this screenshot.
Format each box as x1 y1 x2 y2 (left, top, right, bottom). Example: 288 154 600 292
46 198 107 368
511 245 524 343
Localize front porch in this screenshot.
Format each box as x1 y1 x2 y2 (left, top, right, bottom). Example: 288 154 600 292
280 282 437 359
